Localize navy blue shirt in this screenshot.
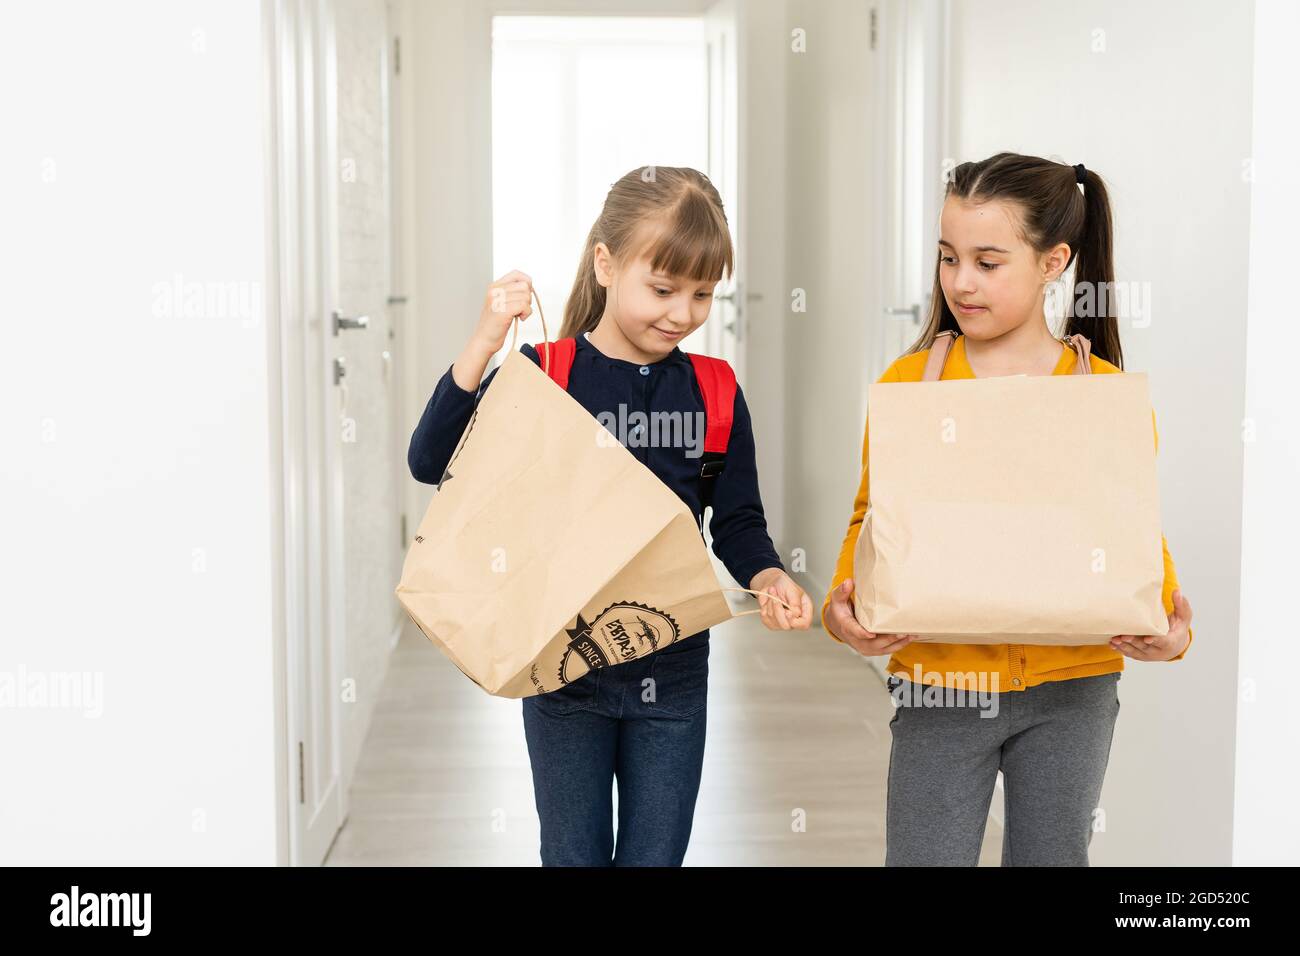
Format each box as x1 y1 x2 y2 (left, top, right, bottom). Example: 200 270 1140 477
408 332 783 591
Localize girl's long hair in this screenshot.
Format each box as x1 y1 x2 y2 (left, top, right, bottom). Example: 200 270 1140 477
559 166 735 339
907 152 1123 369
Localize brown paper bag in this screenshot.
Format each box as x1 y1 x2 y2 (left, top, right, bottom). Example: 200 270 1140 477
396 306 780 698
853 370 1169 645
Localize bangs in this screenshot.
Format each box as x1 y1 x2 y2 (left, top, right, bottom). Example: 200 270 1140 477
625 192 734 283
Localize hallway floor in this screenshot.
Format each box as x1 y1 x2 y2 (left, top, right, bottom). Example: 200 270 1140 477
326 612 1004 866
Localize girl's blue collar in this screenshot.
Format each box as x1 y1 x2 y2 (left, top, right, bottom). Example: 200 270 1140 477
577 329 688 368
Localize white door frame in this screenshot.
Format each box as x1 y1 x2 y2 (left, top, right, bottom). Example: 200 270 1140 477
264 0 348 867
387 0 411 576
705 0 742 378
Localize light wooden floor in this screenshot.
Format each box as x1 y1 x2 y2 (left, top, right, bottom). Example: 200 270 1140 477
325 612 1003 866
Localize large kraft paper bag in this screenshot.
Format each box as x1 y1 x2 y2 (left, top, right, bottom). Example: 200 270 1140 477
396 348 741 698
853 372 1169 644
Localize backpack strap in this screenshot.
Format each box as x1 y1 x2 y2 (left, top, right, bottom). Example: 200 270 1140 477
686 353 737 489
534 338 577 389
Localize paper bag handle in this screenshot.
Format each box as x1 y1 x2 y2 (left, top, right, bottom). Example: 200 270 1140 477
724 586 797 617
506 286 552 378
921 329 1093 380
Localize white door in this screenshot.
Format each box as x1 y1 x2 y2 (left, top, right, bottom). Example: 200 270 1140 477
332 0 404 786
268 0 347 867
872 0 949 381
681 0 743 375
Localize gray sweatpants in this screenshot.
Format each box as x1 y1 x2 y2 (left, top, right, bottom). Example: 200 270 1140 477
885 671 1121 866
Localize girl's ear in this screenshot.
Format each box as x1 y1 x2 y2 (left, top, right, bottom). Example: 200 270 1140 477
1040 241 1072 283
593 241 615 289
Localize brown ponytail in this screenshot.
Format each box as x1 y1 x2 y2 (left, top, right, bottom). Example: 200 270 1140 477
1066 165 1121 367
559 166 735 340
908 152 1124 369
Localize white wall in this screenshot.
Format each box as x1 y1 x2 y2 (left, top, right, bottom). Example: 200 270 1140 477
947 0 1253 865
1235 0 1300 866
397 0 493 533
0 1 278 864
738 0 790 550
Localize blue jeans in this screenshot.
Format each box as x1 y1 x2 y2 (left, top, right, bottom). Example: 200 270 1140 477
521 630 710 866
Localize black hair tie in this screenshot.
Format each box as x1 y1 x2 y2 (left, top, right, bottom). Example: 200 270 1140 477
1074 163 1087 184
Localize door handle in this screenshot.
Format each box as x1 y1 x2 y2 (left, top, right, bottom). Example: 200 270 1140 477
715 290 764 303
716 284 746 343
332 310 370 335
885 304 920 324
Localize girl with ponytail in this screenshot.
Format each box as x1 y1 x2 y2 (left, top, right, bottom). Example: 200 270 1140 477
408 166 811 866
823 152 1195 865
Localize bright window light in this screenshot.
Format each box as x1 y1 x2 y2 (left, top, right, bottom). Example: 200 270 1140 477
491 15 708 359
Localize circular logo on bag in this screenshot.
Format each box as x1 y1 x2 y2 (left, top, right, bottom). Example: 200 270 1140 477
557 602 680 685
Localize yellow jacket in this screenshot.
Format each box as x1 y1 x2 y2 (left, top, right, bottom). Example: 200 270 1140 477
821 333 1192 691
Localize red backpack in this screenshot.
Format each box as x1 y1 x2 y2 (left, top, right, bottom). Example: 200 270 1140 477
534 338 736 504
